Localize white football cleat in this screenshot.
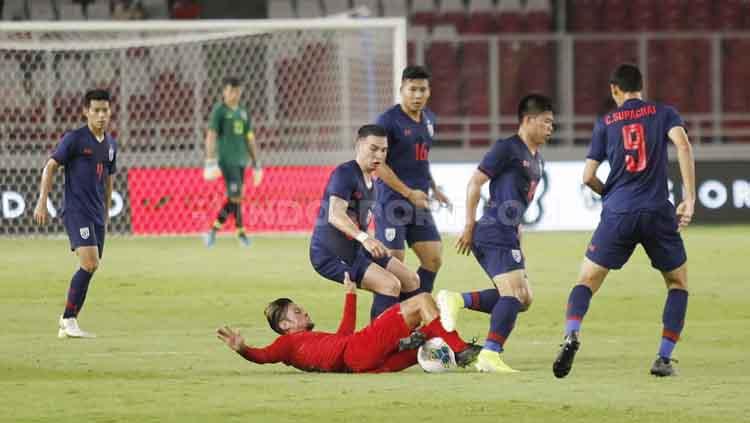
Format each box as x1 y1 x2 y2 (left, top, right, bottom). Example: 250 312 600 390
58 316 96 339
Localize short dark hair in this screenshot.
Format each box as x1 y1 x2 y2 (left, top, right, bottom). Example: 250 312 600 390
84 89 111 107
222 76 241 87
265 298 293 335
357 124 387 140
609 63 643 93
401 65 430 81
518 94 554 123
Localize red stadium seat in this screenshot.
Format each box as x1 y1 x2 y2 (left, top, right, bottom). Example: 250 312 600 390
524 0 553 32
713 0 742 29
656 0 685 30
411 0 437 28
435 0 467 33
569 0 601 32
687 0 713 30
630 0 656 31
497 0 523 33
465 0 496 34
600 0 632 31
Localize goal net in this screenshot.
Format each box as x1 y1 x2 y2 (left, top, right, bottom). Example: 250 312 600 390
0 19 405 236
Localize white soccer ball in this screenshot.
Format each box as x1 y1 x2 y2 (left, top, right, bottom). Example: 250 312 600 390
203 159 220 181
417 337 457 373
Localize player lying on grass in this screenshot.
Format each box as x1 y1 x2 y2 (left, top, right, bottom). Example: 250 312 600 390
217 273 481 373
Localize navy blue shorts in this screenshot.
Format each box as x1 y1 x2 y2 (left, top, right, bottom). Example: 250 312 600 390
374 201 441 250
63 212 105 258
310 244 392 287
471 242 525 279
586 207 687 272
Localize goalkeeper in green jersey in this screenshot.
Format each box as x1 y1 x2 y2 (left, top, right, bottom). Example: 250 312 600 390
203 76 262 247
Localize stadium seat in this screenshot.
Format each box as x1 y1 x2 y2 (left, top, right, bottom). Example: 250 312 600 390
630 0 656 31
59 3 84 20
498 40 523 116
382 0 409 17
352 0 380 17
411 0 437 28
86 1 111 19
465 0 496 34
600 0 631 31
268 0 295 18
714 0 745 29
524 0 552 32
497 0 523 32
3 0 25 20
324 0 352 16
30 2 55 20
435 0 467 33
687 0 713 30
297 0 323 18
569 0 601 32
657 0 685 30
426 25 461 133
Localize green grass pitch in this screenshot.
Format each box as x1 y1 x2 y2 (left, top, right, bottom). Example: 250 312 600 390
2 226 748 422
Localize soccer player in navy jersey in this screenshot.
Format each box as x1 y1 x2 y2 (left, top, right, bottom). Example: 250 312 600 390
216 272 481 373
34 89 118 339
374 66 451 313
436 94 554 372
553 64 695 378
310 124 420 320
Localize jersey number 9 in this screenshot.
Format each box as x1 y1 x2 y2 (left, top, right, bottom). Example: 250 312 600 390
622 123 647 173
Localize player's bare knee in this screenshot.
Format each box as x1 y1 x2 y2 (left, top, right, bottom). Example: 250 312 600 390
403 271 420 293
420 254 442 272
383 275 401 297
81 260 98 273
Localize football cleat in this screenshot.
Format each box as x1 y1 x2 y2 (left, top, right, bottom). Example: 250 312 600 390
474 349 518 373
238 233 252 247
650 356 678 377
436 290 463 332
398 330 426 351
58 316 96 339
203 230 216 248
455 343 483 368
553 331 580 378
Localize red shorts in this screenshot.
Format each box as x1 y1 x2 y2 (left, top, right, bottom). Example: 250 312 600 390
343 304 412 372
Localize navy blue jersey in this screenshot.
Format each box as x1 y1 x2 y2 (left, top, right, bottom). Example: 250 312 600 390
310 160 375 262
51 125 118 226
587 98 684 213
375 104 436 203
475 135 543 246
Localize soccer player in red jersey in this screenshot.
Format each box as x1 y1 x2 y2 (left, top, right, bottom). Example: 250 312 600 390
217 273 480 373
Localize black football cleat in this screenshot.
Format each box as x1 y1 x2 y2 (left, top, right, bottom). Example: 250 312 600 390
398 331 427 351
553 332 580 379
455 343 483 368
650 356 678 377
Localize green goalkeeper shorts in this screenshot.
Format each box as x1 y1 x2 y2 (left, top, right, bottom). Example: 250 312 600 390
220 164 246 198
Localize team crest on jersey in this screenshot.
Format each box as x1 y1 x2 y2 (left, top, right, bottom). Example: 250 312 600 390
80 227 90 240
385 228 396 242
108 146 114 161
522 160 530 168
511 249 522 263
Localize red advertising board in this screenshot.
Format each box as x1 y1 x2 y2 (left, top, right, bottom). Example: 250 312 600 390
127 166 335 234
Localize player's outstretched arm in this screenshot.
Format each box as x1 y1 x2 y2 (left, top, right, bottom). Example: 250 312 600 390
455 169 488 256
217 326 246 352
34 158 60 225
668 126 695 230
582 159 605 195
375 163 429 209
336 272 358 335
105 175 113 226
428 170 452 210
328 195 389 258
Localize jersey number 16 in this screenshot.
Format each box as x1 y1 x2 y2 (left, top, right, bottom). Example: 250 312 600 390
415 143 429 161
622 123 647 173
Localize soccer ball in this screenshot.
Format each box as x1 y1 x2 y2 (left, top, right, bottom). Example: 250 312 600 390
417 337 456 373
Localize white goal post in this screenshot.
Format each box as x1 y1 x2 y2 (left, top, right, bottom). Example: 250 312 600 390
0 18 406 236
